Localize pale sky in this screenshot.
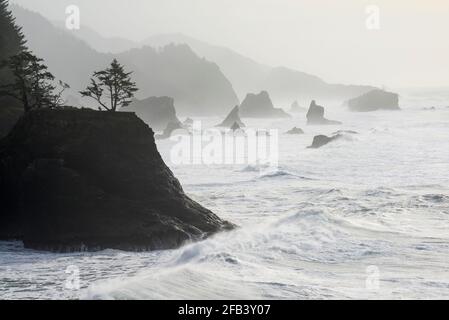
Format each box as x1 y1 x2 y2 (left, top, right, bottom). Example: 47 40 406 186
10 0 449 88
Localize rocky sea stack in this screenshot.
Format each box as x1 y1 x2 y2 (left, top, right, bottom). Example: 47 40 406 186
216 105 245 128
308 134 343 149
306 100 342 125
0 109 233 251
239 91 291 118
346 89 400 112
286 127 304 135
122 96 181 131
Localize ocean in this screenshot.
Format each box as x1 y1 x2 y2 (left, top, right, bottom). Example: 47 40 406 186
1 88 448 300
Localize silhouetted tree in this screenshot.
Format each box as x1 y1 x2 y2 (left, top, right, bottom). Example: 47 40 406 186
0 0 25 63
0 50 69 111
80 59 138 111
0 0 26 89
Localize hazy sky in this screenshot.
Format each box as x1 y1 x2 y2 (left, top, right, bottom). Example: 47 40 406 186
10 0 449 88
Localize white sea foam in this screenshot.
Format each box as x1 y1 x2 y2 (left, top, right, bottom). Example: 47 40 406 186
1 90 449 299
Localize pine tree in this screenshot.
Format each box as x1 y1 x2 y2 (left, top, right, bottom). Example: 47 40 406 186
0 0 26 85
80 59 138 111
0 50 70 111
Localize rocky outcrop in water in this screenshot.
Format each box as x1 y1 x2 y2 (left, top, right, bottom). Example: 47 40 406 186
286 127 304 135
346 89 400 112
230 122 242 131
239 91 291 118
0 109 233 251
308 134 342 149
122 96 181 131
216 105 245 128
332 130 358 135
306 100 342 125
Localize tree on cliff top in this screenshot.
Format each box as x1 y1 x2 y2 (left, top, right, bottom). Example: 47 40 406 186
0 50 70 112
80 59 138 112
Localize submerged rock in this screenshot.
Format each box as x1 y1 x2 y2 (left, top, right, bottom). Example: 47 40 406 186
306 100 342 125
286 127 304 135
216 105 245 128
308 134 342 148
346 89 400 112
122 96 181 131
0 109 233 251
239 91 291 118
332 130 358 135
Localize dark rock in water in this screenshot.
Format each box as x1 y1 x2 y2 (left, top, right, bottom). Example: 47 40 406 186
332 130 358 135
290 101 306 113
286 127 304 135
240 91 291 118
122 96 181 131
230 122 242 131
155 121 187 140
306 100 342 125
216 105 245 128
346 89 400 112
308 134 342 149
0 109 233 251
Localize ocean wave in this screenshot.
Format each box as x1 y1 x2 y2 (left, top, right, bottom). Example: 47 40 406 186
82 207 397 300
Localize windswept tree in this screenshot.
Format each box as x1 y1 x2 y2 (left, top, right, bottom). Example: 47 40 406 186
0 50 69 111
80 59 138 112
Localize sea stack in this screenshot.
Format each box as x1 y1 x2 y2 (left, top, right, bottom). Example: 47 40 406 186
306 100 342 125
231 122 242 131
216 105 245 128
308 134 342 149
239 91 291 118
0 109 233 251
286 127 304 135
122 96 181 131
346 89 400 112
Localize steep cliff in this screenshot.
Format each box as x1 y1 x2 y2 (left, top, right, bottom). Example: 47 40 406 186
0 109 233 251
